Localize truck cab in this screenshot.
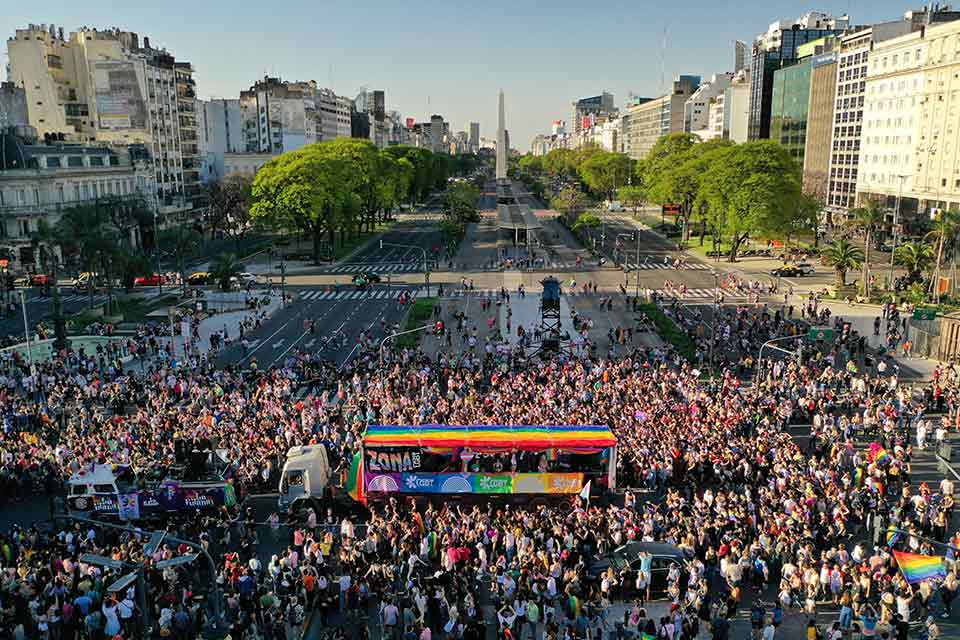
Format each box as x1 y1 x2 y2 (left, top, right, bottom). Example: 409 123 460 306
278 445 331 513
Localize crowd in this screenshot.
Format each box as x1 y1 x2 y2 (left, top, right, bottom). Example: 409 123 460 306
0 281 955 640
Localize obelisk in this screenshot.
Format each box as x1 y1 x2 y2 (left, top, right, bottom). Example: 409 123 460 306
496 90 507 182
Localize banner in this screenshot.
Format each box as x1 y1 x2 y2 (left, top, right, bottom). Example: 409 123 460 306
365 448 423 473
364 472 586 495
117 493 140 520
473 473 513 494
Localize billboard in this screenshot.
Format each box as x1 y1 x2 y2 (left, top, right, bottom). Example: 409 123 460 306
93 61 147 130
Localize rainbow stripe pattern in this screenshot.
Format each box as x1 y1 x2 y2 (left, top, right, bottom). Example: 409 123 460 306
874 448 892 465
363 424 616 452
893 550 947 584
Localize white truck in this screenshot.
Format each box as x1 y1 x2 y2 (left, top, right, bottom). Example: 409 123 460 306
277 445 332 514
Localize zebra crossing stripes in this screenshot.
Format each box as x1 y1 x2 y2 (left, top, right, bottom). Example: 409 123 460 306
296 289 398 302
321 263 421 274
623 262 711 271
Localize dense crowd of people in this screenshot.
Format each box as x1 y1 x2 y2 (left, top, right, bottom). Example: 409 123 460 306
0 279 955 640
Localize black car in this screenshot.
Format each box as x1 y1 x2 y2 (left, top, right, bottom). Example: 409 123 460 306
588 541 687 597
351 273 382 288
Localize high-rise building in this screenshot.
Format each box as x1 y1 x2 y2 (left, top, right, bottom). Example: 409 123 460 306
174 62 200 200
469 122 480 152
625 76 699 160
571 92 616 135
239 77 319 154
769 37 837 169
856 16 960 221
735 40 749 73
6 25 197 214
748 12 850 140
354 89 387 148
803 45 839 198
317 89 352 141
827 7 960 214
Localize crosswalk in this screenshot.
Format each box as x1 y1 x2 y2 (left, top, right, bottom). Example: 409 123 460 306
319 263 423 274
295 287 761 303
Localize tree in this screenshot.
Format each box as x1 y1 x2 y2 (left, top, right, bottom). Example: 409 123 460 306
894 241 934 281
250 146 354 262
579 152 635 200
443 182 481 223
542 149 578 180
847 197 886 297
823 238 864 288
572 211 602 232
205 174 253 247
695 141 801 261
925 208 960 302
617 186 645 212
551 185 587 225
210 253 244 291
786 191 823 248
159 226 202 295
518 154 544 177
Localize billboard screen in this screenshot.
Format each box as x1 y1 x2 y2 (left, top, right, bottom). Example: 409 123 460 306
93 61 147 130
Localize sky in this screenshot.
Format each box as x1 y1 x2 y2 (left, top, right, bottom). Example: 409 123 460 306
3 1 922 150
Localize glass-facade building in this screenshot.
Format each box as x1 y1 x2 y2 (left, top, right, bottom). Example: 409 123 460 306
748 27 847 140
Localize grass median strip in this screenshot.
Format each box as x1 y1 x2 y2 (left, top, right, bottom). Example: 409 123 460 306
636 303 697 362
395 297 437 349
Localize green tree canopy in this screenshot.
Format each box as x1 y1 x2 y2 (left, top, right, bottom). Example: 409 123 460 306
579 152 635 200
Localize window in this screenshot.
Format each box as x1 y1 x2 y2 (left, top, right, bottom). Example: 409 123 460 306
57 185 64 203
46 156 61 168
18 220 30 236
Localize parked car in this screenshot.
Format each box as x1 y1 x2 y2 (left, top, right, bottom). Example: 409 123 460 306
588 542 686 598
30 274 52 287
351 273 382 289
795 262 816 275
187 272 211 285
133 274 167 287
770 265 805 277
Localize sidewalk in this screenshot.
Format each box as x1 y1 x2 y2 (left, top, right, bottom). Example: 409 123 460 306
150 289 284 363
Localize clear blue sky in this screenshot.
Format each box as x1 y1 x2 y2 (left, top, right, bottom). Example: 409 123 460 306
5 1 915 150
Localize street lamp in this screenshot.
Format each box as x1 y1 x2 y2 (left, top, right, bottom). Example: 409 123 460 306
888 174 911 288
378 324 432 367
380 240 430 296
755 335 800 383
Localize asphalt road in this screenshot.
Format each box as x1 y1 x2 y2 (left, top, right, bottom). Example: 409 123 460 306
313 218 446 275
214 285 414 370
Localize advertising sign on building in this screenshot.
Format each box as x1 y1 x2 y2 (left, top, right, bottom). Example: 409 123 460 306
93 61 147 130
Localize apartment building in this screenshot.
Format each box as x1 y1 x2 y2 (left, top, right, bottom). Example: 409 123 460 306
625 76 699 160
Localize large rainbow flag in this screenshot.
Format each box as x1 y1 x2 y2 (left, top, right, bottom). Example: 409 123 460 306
363 424 616 452
893 550 947 584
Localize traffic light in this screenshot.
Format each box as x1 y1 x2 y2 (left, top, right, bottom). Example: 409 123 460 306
435 321 444 336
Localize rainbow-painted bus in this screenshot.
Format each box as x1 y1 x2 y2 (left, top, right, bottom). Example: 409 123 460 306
348 424 617 504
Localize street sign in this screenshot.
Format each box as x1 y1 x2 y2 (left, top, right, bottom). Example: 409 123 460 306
143 531 166 557
913 308 938 321
807 327 834 342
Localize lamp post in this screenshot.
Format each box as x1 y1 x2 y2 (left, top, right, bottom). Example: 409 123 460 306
889 174 910 288
755 335 800 383
18 289 34 376
379 324 431 367
380 240 429 296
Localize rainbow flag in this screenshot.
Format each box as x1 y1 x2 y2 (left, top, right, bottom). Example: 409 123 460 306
874 448 891 465
893 550 947 584
854 467 864 487
886 525 902 547
641 634 656 640
345 452 366 505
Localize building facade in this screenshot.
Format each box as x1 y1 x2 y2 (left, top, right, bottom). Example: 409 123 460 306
197 99 243 182
722 70 751 143
684 73 732 136
0 129 154 270
469 122 480 152
6 25 197 216
625 76 699 160
748 12 850 140
571 92 616 136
